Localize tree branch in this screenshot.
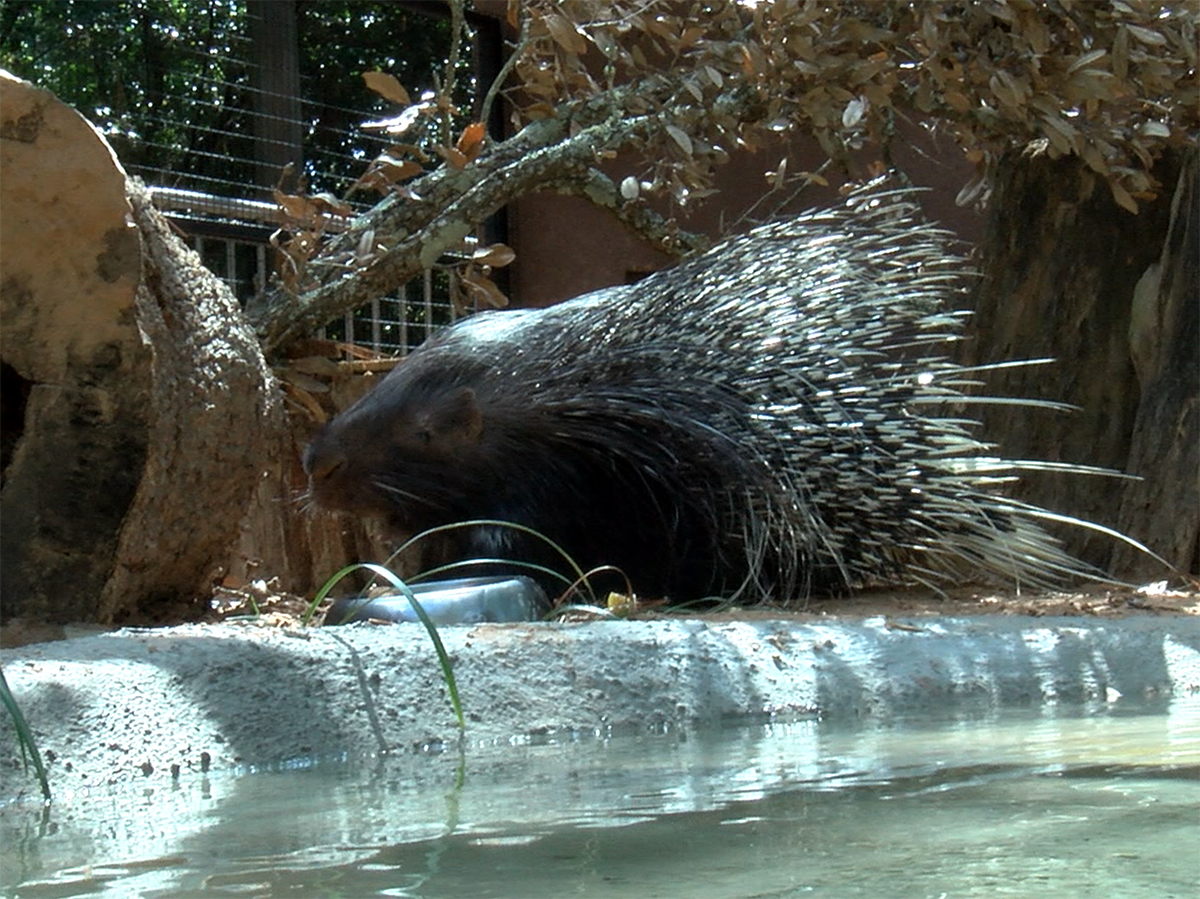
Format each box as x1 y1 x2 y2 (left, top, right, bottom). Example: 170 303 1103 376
479 15 528 136
543 168 707 258
254 104 664 355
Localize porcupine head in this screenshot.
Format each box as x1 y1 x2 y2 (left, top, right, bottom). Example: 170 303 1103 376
303 366 487 538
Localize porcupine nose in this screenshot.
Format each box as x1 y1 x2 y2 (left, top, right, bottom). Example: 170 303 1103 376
303 438 345 485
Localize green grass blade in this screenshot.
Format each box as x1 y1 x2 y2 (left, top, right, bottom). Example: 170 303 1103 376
1 668 50 801
386 519 598 603
306 563 465 733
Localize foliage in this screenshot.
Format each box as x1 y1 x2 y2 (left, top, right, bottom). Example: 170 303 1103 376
0 0 457 194
3 1 1193 345
498 0 1197 213
256 0 1196 352
1 0 253 186
505 1 1195 212
292 0 466 188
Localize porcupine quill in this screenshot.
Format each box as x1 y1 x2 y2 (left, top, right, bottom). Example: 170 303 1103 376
304 183 1157 603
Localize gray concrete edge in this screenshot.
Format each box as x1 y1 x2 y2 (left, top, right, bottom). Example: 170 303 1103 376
2 614 1198 797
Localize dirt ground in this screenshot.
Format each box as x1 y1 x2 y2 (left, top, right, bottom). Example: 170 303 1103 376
697 582 1200 622
233 576 1200 622
3 577 1196 650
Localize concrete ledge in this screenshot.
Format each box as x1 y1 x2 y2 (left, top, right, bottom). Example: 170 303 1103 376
3 615 1198 796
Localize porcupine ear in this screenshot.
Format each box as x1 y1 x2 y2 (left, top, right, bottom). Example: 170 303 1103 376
414 386 484 450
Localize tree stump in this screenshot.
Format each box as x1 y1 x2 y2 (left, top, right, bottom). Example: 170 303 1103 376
1 72 291 623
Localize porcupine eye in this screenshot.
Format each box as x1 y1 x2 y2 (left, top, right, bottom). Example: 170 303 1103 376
392 415 435 454
403 387 484 457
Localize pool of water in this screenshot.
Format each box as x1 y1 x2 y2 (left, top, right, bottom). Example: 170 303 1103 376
3 695 1197 898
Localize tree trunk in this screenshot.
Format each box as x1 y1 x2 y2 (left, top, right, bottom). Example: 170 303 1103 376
1113 151 1199 579
960 148 1198 580
1 72 291 624
1 73 152 623
99 183 291 622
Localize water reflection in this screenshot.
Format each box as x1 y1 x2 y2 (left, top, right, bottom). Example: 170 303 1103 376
4 695 1197 898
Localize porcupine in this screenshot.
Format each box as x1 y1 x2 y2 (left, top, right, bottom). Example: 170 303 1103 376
304 185 1114 603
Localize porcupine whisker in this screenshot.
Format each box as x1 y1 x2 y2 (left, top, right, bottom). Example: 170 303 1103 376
372 480 446 510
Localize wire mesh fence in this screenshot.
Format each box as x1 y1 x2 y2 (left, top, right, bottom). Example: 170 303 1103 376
2 1 488 356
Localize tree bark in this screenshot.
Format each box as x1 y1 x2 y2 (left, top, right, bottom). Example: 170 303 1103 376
1 73 152 623
1 71 292 624
98 183 290 622
245 85 732 356
960 148 1198 579
1112 152 1199 578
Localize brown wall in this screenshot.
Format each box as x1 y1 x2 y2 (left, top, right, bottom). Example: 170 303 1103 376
506 124 985 308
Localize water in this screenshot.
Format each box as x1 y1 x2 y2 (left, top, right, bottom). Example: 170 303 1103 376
3 696 1197 898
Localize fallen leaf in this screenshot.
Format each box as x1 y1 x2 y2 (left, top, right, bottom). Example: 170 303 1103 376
545 12 587 55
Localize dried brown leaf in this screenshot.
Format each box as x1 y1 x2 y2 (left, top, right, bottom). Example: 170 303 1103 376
1080 141 1109 175
288 355 341 378
279 369 331 395
310 192 353 218
1138 121 1171 138
362 71 412 106
769 157 787 191
545 13 588 55
989 71 1029 109
436 145 470 170
1113 25 1131 81
679 25 704 50
591 28 618 59
1040 113 1078 155
472 243 516 268
1025 16 1050 55
273 189 316 223
944 90 972 112
457 122 487 161
1125 24 1168 46
955 168 988 207
351 156 424 195
1110 179 1139 214
460 270 509 309
842 97 867 128
355 228 376 263
281 381 329 423
1067 48 1109 74
524 102 557 120
382 158 424 181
